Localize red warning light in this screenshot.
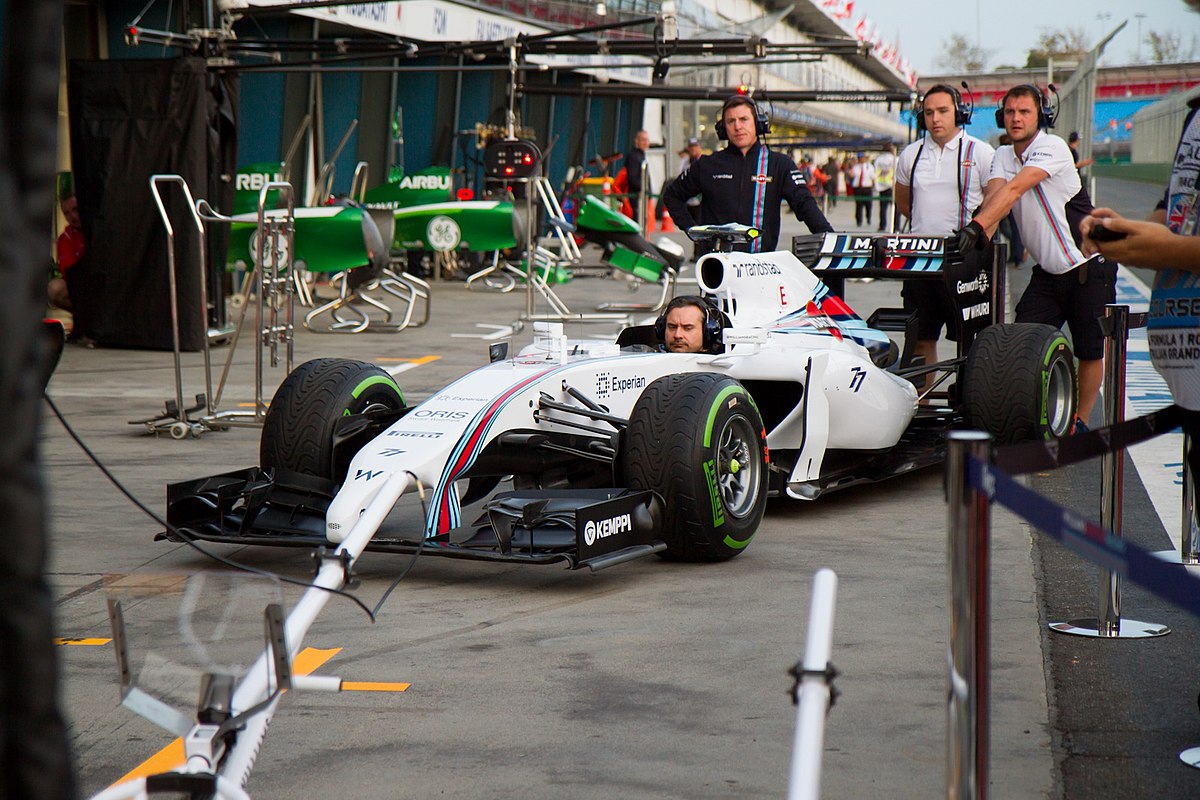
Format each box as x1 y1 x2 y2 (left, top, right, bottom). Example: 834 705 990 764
456 187 475 201
504 166 514 175
736 84 750 95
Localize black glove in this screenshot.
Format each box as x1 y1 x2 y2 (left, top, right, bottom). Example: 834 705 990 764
954 220 989 252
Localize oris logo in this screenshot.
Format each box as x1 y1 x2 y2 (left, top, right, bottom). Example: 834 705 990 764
956 271 991 296
595 372 646 400
583 513 632 546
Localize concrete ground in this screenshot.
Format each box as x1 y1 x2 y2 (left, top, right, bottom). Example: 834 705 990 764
43 177 1199 799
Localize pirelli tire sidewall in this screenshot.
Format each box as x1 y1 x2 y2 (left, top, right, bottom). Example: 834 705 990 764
622 372 768 562
260 357 405 482
963 323 1077 443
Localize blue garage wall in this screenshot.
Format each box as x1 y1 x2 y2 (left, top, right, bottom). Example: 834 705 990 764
238 72 287 166
320 68 362 196
394 62 440 175
548 94 576 187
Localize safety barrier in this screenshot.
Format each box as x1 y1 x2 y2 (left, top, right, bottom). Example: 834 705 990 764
945 305 1200 793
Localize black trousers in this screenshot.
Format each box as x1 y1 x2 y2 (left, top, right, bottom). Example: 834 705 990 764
853 186 873 226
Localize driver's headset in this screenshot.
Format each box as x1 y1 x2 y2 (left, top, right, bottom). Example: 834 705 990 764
715 95 771 141
654 296 724 352
993 83 1058 129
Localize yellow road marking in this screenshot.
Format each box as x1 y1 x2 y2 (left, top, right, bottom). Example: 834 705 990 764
110 646 342 787
56 637 112 646
376 355 440 365
341 681 410 692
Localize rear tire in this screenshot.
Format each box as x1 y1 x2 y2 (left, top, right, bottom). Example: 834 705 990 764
622 373 767 562
261 358 405 482
963 323 1076 443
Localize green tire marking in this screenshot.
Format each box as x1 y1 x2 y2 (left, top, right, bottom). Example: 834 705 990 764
723 530 754 549
703 385 743 448
344 374 404 416
1039 337 1070 435
703 459 726 528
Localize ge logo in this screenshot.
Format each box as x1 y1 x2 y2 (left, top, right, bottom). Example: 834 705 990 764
426 215 461 252
595 373 611 399
248 229 292 269
583 520 597 546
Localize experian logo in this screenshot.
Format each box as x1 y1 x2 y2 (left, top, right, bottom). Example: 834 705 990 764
583 513 632 546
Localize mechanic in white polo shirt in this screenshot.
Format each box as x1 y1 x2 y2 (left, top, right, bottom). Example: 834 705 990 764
894 83 996 388
956 84 1112 433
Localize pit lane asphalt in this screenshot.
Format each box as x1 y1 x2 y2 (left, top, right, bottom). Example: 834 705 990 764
44 179 1196 799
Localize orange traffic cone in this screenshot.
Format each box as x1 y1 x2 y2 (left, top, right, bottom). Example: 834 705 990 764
645 200 656 232
660 207 675 232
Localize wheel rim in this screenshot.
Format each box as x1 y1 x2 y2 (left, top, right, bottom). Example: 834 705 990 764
715 414 762 519
1045 357 1074 436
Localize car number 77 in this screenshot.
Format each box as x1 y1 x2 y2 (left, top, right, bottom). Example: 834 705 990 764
848 367 866 392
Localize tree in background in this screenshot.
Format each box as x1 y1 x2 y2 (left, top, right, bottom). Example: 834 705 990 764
1024 27 1090 69
1144 30 1186 63
935 33 994 73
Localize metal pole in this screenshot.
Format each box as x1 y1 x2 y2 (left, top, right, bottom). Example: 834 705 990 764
1163 431 1200 565
1097 304 1128 634
946 431 992 800
639 159 648 237
1183 433 1199 564
788 568 838 800
1050 304 1169 638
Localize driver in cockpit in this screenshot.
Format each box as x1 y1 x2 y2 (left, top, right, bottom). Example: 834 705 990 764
656 295 726 354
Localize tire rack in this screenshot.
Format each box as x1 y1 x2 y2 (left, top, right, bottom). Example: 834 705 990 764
143 175 295 438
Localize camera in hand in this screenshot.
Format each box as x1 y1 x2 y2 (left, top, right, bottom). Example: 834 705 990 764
1088 224 1127 243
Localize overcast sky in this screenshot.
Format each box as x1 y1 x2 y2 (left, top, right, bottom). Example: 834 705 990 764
853 0 1198 76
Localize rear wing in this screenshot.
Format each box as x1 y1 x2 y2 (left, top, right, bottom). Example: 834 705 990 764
792 232 1008 354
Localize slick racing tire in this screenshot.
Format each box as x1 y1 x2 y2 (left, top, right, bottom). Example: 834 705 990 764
622 373 767 562
261 358 405 482
963 323 1076 443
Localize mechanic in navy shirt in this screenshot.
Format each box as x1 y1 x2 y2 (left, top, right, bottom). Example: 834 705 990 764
662 94 833 255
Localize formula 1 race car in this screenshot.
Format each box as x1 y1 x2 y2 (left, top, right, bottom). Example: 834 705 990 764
164 227 1077 570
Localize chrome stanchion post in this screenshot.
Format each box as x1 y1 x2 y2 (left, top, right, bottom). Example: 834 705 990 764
1185 433 1199 564
946 431 992 800
1156 431 1200 566
1050 304 1169 639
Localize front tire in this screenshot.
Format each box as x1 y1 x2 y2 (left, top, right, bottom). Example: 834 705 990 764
260 358 405 482
963 323 1076 443
622 373 767 562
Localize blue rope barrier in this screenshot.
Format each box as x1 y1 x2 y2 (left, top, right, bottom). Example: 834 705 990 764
968 455 1200 620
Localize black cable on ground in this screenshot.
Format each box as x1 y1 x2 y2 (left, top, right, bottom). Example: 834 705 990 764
43 393 379 621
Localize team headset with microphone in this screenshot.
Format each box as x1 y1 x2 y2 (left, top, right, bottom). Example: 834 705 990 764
715 95 770 140
909 82 976 230
914 82 972 133
654 296 724 352
994 84 1057 129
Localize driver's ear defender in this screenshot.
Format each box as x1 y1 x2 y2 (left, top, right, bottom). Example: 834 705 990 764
715 96 770 141
655 296 723 351
994 84 1053 129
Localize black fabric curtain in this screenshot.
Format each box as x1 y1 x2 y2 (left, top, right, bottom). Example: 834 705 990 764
67 57 238 350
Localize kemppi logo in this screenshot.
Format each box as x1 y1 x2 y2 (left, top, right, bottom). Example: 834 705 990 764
583 513 632 546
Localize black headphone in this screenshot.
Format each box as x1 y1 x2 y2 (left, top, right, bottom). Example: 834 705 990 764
915 83 971 133
655 295 724 352
994 84 1055 129
715 95 769 141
